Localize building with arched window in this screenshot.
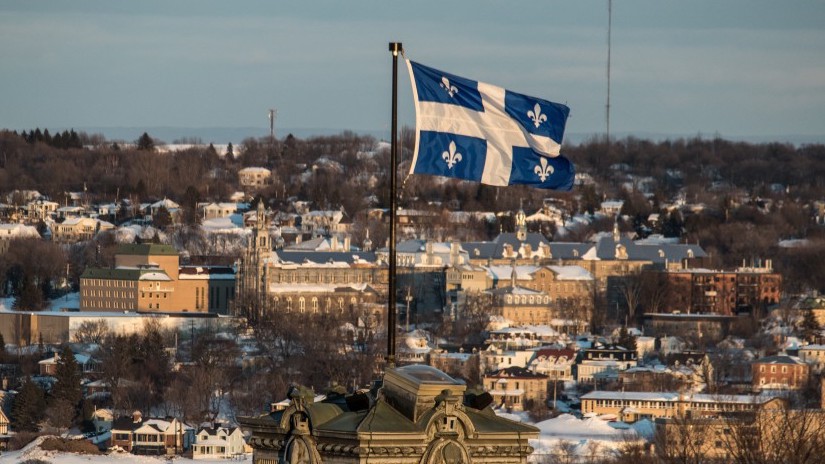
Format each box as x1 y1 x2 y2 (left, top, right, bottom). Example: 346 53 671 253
239 365 538 464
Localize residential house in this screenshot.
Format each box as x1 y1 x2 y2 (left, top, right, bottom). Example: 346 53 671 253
528 347 576 382
238 167 271 189
52 217 115 243
38 352 100 377
91 408 113 434
483 366 548 411
429 349 480 383
752 354 809 391
200 202 239 220
799 344 825 373
0 223 39 254
480 346 535 374
192 425 247 459
577 344 638 382
110 411 194 455
26 199 59 221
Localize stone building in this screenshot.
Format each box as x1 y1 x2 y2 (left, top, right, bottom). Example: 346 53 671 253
80 243 235 314
236 202 389 318
239 365 538 464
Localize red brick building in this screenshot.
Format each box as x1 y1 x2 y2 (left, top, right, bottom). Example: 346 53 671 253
752 355 809 391
645 261 781 315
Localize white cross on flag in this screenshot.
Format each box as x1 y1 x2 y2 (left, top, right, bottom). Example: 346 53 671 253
406 60 574 190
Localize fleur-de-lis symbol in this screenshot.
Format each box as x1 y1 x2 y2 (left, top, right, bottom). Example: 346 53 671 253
440 77 458 98
527 103 547 128
534 157 554 182
442 141 462 169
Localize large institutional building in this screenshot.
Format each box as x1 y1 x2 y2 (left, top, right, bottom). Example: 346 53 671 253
80 243 235 314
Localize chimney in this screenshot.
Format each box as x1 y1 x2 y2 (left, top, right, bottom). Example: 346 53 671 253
132 410 142 423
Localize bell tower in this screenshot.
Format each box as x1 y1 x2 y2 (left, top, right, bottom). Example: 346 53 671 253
515 199 527 242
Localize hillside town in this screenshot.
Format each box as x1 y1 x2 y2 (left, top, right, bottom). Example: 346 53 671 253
1 129 825 463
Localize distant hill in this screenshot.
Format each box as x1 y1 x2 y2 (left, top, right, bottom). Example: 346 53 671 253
72 127 825 146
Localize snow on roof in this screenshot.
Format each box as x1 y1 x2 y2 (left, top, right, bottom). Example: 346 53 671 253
581 246 600 260
487 265 540 281
546 265 593 280
0 223 39 238
138 272 172 281
800 344 825 351
239 167 271 174
268 283 369 294
581 391 775 404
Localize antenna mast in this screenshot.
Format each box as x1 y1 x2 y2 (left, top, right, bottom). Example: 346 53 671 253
606 0 612 150
268 108 277 142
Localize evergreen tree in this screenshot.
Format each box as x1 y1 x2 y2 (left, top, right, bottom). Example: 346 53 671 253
801 310 822 343
226 142 234 158
51 345 82 408
181 185 202 226
136 132 155 151
152 205 173 229
12 378 46 432
617 326 637 352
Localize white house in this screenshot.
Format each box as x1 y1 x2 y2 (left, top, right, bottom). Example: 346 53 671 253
192 425 247 459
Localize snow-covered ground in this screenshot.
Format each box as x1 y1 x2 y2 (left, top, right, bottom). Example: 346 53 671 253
0 436 252 464
493 411 652 462
0 292 80 313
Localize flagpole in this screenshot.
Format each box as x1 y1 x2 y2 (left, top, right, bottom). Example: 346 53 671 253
387 42 402 368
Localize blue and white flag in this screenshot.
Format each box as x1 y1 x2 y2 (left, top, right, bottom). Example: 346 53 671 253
406 60 574 191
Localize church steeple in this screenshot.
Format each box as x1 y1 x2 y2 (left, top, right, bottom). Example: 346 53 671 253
515 199 527 242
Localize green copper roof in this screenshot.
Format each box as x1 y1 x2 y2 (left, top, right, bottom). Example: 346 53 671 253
81 267 170 280
116 243 179 256
463 407 539 434
316 400 421 434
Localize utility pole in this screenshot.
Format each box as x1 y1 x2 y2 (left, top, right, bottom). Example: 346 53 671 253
405 287 413 333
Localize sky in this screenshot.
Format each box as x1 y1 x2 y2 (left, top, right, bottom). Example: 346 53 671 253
1 0 824 143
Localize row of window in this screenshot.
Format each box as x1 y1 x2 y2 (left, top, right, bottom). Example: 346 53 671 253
84 300 134 310
82 289 133 298
273 296 359 311
83 279 137 288
272 273 375 284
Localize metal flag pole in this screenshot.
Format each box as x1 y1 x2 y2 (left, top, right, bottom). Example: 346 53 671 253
387 42 403 368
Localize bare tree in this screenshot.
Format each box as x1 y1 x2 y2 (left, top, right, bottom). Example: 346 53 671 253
72 319 110 345
720 408 825 464
654 415 712 464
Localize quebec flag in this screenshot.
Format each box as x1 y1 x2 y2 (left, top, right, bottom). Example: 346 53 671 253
406 60 574 191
